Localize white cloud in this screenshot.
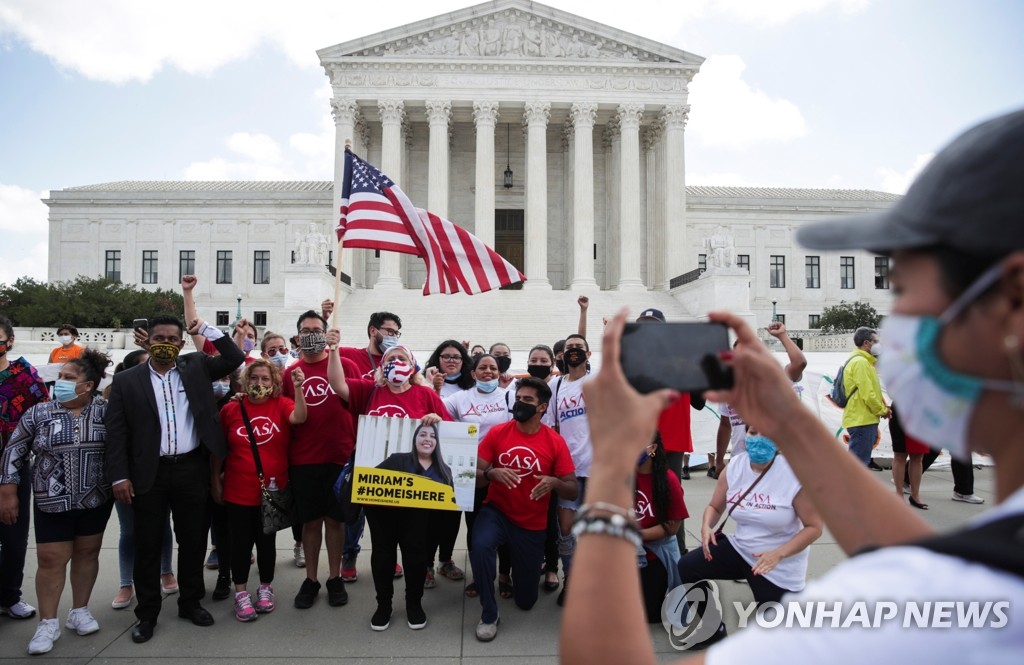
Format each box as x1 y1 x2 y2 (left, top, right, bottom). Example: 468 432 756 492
0 184 49 283
877 152 934 194
688 55 807 149
689 0 870 26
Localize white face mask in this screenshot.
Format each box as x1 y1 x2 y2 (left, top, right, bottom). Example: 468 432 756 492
878 263 1021 461
59 335 73 345
268 353 289 369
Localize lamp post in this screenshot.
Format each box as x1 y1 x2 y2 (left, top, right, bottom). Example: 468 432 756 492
503 124 513 189
236 294 243 323
771 300 778 323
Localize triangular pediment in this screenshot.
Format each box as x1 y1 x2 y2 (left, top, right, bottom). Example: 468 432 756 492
317 0 703 66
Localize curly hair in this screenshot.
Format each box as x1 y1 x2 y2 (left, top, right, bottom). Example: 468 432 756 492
240 358 283 398
65 348 112 396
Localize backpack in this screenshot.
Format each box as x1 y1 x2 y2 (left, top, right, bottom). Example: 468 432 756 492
830 356 860 408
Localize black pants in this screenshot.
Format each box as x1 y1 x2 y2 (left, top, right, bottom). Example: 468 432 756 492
465 488 510 576
223 502 276 586
677 534 790 606
543 494 559 574
425 509 461 566
210 501 232 581
919 450 975 495
640 557 669 623
133 451 211 622
0 475 30 607
365 505 428 606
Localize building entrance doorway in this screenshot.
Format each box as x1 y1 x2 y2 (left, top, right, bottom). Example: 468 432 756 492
494 209 524 290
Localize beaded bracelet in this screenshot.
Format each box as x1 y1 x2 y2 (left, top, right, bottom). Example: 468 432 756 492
571 514 643 549
577 501 634 521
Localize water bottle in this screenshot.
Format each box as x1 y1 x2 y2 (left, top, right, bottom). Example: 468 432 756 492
268 477 278 491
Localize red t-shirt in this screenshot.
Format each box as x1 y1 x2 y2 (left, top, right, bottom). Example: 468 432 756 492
634 470 688 529
220 397 294 506
478 421 575 531
346 379 452 420
282 355 358 466
657 394 693 453
340 346 382 380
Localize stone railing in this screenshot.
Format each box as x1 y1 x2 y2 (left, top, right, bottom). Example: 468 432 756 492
756 328 853 352
13 328 198 351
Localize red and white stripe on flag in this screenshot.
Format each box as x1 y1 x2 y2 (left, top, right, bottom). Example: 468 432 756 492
338 150 526 295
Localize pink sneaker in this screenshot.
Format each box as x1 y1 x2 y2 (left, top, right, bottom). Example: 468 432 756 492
234 592 257 622
255 584 275 614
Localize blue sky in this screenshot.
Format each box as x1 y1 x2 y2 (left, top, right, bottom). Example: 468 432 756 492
2 0 1023 285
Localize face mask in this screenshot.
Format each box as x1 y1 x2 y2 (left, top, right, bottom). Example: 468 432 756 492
869 342 881 358
247 384 273 400
212 382 232 398
149 343 181 364
445 372 462 382
476 378 499 393
0 341 8 358
555 357 567 374
289 349 300 359
512 400 538 423
269 353 289 369
299 331 327 355
384 359 413 386
527 364 551 380
242 337 255 354
378 334 399 353
59 335 73 345
878 264 1021 461
564 348 587 368
745 435 778 465
495 356 512 374
54 379 83 403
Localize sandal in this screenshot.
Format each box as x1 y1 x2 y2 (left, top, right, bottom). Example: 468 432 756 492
499 577 514 599
542 572 560 592
464 582 478 598
909 496 929 510
438 560 465 581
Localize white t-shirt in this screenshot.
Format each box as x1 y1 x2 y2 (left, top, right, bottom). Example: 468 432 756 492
443 386 512 439
721 402 748 456
542 374 593 477
724 452 808 592
708 487 1024 665
438 380 463 399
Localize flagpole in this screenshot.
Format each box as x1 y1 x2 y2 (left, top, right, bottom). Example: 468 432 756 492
333 139 351 329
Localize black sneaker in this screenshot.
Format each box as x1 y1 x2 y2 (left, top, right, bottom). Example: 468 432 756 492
294 578 321 609
868 460 885 472
556 578 568 607
212 575 231 601
371 604 392 631
325 577 348 607
406 602 427 630
681 467 691 480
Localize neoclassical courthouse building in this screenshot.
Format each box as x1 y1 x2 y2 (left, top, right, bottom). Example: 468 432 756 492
44 0 898 344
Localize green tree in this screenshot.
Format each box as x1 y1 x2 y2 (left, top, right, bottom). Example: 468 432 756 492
815 300 881 333
0 276 184 328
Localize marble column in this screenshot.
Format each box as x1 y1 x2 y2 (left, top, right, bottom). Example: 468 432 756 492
425 100 451 217
603 122 620 288
523 102 551 289
570 102 598 290
331 98 359 282
617 103 645 291
376 100 405 289
661 104 690 283
642 123 662 288
472 101 499 248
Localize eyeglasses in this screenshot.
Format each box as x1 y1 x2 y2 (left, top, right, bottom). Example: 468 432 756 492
378 327 402 338
439 355 462 362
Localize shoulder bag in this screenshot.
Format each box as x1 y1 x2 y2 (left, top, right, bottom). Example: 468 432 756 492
239 400 294 534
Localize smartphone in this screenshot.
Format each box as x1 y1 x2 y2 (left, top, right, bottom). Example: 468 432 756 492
620 322 733 394
132 318 148 332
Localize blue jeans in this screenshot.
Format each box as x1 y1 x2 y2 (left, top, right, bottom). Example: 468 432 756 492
0 476 30 607
344 509 364 560
469 504 546 624
847 423 879 466
115 500 174 588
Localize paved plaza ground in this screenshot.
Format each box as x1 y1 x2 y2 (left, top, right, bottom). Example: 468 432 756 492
0 463 993 664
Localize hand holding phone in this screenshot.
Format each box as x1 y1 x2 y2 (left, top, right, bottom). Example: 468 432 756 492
132 318 148 333
619 322 733 394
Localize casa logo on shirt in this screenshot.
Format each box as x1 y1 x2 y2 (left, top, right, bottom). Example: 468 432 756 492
367 404 408 418
556 393 586 422
635 490 654 521
497 445 542 478
463 401 507 418
726 489 775 511
302 376 335 407
236 416 280 446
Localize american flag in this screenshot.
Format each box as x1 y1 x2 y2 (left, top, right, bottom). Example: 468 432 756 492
337 149 526 295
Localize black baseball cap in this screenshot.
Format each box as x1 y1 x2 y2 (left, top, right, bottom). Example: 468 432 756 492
637 308 666 322
797 109 1024 255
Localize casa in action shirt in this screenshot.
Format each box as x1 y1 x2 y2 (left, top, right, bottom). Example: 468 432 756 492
282 355 358 466
478 420 575 531
220 396 294 506
542 374 593 477
340 346 382 380
443 386 512 438
346 378 451 420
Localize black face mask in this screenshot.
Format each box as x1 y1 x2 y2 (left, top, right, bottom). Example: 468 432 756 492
526 364 551 380
555 357 567 374
564 348 587 368
512 400 538 423
495 356 512 374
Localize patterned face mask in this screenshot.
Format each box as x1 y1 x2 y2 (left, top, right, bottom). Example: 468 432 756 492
298 331 327 355
246 384 273 401
149 343 180 364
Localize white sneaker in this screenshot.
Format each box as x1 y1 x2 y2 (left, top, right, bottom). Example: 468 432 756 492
0 599 37 619
293 543 306 568
28 618 61 654
475 617 499 642
65 607 100 635
952 492 985 504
